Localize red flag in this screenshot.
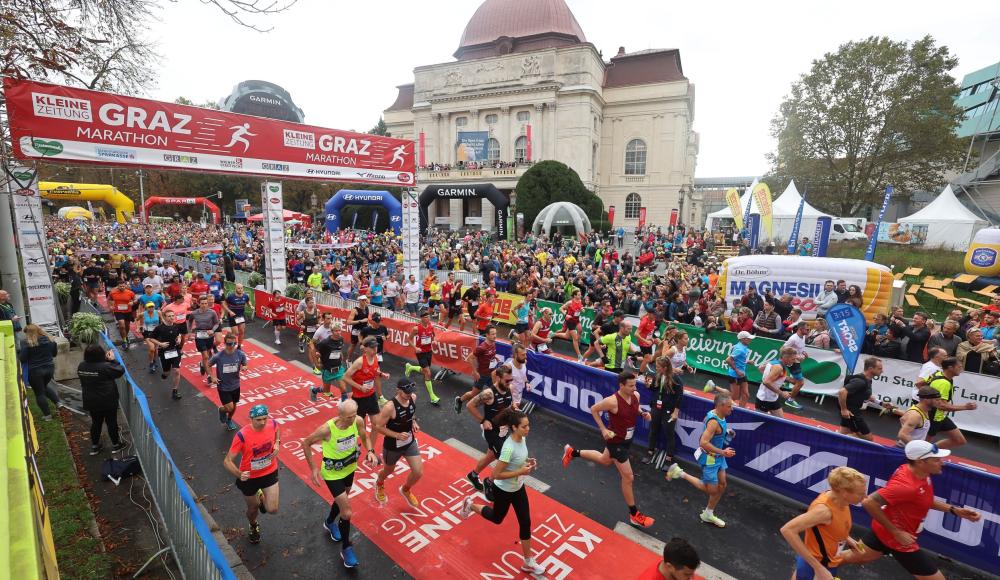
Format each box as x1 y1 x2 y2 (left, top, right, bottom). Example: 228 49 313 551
419 131 425 166
526 124 532 162
638 207 647 229
607 205 615 225
669 208 678 226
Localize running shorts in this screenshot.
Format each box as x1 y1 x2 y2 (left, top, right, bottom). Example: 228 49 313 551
219 388 240 406
860 530 938 576
235 470 278 496
756 396 783 412
417 351 433 368
354 394 380 418
606 441 632 463
322 368 345 384
383 439 420 465
840 413 871 435
482 428 508 456
324 472 355 498
928 417 957 436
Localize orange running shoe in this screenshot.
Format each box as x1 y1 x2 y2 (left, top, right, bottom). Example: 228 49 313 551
375 482 387 505
561 444 574 468
399 486 419 508
629 511 655 528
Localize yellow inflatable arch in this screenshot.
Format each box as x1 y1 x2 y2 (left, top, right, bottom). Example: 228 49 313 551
39 182 135 223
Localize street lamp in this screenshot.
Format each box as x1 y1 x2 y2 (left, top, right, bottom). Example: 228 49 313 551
136 169 146 223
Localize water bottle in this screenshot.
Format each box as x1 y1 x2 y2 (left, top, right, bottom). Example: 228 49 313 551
704 379 716 393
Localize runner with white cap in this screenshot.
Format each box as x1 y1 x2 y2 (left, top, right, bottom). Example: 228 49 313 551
725 331 754 408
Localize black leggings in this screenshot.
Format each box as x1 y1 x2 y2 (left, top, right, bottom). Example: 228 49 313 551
27 365 60 416
647 406 678 457
89 408 121 446
480 485 531 540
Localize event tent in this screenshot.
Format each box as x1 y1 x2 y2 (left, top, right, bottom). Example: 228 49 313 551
704 180 832 244
898 185 987 251
532 201 592 236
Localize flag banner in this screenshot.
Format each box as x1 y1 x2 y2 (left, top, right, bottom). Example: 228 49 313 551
725 187 743 230
826 304 866 375
638 206 647 229
607 205 615 226
812 216 832 257
865 185 893 261
787 193 806 254
260 182 287 292
669 208 679 226
748 214 761 250
742 178 757 233
752 182 773 239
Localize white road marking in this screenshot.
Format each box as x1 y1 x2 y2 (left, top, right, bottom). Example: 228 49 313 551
444 437 550 494
613 522 736 580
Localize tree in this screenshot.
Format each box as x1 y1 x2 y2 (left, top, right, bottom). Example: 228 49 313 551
515 160 608 232
368 117 391 137
768 35 966 216
175 96 221 110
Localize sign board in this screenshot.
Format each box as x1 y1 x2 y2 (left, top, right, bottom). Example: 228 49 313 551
221 80 304 123
877 222 929 245
456 131 489 162
401 189 420 280
260 182 286 292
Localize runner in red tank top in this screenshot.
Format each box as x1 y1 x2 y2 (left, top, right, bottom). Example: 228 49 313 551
342 337 386 441
560 371 655 528
403 308 440 405
529 308 555 355
553 290 585 360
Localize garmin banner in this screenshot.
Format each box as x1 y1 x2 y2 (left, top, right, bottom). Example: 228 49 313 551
260 182 286 292
418 183 509 239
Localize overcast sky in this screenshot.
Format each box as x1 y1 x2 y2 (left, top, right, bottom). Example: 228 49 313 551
147 0 1000 178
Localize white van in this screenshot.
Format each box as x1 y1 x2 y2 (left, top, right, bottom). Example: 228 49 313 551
830 218 868 241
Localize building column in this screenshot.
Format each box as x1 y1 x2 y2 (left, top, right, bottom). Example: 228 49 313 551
546 102 557 161
533 103 544 162
450 199 462 231
500 106 510 163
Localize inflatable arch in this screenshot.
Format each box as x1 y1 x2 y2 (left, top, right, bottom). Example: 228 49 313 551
325 190 402 235
143 196 221 224
418 183 509 239
39 182 135 223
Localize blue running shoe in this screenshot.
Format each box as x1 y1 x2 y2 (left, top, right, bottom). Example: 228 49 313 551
341 545 358 568
323 520 341 542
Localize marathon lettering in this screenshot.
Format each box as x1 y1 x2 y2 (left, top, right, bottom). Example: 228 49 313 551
317 135 371 155
305 152 358 165
77 126 168 146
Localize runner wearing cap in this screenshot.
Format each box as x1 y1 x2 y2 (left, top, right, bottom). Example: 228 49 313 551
841 440 981 578
141 302 162 373
780 466 868 580
345 294 370 361
222 283 250 349
403 309 441 405
302 398 378 568
312 322 347 401
107 280 137 350
781 321 810 410
374 379 424 507
562 371 656 529
664 391 736 528
136 283 166 311
457 325 501 414
149 310 183 400
360 313 389 365
189 295 221 382
209 334 248 430
223 404 280 545
896 387 941 448
725 331 754 408
755 347 797 418
459 281 482 333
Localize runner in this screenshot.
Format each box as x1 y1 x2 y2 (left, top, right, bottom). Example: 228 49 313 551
838 358 884 441
188 272 209 304
474 290 496 337
634 309 659 375
459 280 482 333
438 272 455 325
136 283 166 311
664 329 693 375
581 310 625 363
223 404 280 545
591 321 635 373
222 283 250 349
141 302 162 374
925 357 977 449
465 365 515 493
896 387 941 448
664 391 736 528
270 289 286 345
443 279 464 328
189 295 221 382
335 269 355 302
208 273 224 305
345 294 370 361
301 398 378 568
781 321 810 410
756 347 797 417
107 280 137 349
296 296 320 354
428 272 443 322
374 379 423 507
383 274 400 312
528 307 555 355
457 325 501 414
341 337 384 438
312 322 347 401
642 356 684 469
161 293 190 351
403 309 441 405
637 537 701 580
725 331 754 408
562 371 655 528
209 334 248 430
841 440 981 579
360 313 389 366
458 407 546 576
779 466 868 580
149 310 183 400
505 343 533 414
512 289 534 345
553 290 585 360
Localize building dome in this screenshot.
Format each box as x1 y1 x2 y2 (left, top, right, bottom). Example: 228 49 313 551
456 0 587 60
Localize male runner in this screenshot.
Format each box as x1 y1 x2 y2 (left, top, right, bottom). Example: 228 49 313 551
457 325 501 414
459 280 482 333
345 294 370 361
312 322 347 401
341 337 384 437
270 290 286 345
224 404 280 545
725 331 753 408
403 309 441 404
209 334 248 430
756 347 797 417
505 343 532 414
374 379 423 507
189 273 210 304
189 295 221 381
838 358 884 441
553 290 585 360
466 365 515 493
581 310 625 363
925 357 977 449
360 313 389 365
474 291 496 337
150 310 183 400
781 321 810 410
162 293 190 351
841 440 981 579
302 399 378 568
296 297 321 355
634 309 659 375
637 537 701 580
591 321 635 373
664 392 735 528
562 371 655 528
528 308 555 354
108 280 137 349
222 283 250 349
896 387 941 448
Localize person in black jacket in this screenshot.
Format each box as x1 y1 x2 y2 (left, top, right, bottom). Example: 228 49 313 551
78 344 125 455
19 324 63 420
895 312 931 363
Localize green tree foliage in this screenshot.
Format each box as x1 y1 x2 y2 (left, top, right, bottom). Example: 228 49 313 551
174 96 221 110
769 35 966 215
516 160 608 233
368 117 391 137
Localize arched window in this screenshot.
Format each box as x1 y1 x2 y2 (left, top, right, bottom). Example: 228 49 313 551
488 138 501 161
456 116 468 127
514 136 528 162
624 139 646 175
625 193 642 219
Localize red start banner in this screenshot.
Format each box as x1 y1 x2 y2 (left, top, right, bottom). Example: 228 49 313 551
4 78 415 186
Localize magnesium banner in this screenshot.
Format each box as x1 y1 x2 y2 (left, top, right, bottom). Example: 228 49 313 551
260 182 287 293
5 78 415 186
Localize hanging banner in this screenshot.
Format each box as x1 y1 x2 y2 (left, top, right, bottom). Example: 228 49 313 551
669 208 679 227
826 304 866 375
260 182 286 292
526 124 532 162
865 185 893 261
456 131 489 163
418 131 425 167
786 193 806 254
638 206 647 229
812 216 832 257
234 198 249 219
401 189 420 280
4 78 415 186
877 222 929 245
725 187 743 231
5 164 62 337
752 182 773 239
747 214 761 250
491 292 525 325
607 205 615 226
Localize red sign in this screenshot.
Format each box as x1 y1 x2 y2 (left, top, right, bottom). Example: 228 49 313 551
638 206 647 228
607 205 615 225
418 131 425 166
669 208 678 226
4 78 415 186
526 124 532 162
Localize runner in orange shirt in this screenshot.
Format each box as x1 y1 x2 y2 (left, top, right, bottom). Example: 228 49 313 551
473 291 496 337
107 280 137 350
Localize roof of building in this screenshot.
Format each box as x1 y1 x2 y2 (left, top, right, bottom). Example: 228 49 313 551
455 0 587 60
604 47 686 88
386 84 414 112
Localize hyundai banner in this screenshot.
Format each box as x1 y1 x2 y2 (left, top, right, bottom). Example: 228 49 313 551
4 78 415 186
825 304 866 374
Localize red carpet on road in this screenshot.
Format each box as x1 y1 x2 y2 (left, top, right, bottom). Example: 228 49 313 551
178 341 661 579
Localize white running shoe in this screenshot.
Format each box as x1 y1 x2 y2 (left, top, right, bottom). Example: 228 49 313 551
275 337 281 345
459 496 475 519
665 463 684 481
700 510 726 528
520 559 546 575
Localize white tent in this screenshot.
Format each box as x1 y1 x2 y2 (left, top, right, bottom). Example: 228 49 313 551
705 180 832 244
898 185 987 251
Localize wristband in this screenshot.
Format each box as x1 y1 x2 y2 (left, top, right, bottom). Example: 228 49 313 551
949 505 957 515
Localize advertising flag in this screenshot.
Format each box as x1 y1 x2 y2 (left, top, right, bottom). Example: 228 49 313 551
607 205 615 225
826 304 867 374
786 192 806 254
725 187 744 230
638 207 647 229
812 216 832 257
669 208 679 227
748 214 761 250
260 182 286 292
865 185 893 262
753 182 773 240
742 178 758 233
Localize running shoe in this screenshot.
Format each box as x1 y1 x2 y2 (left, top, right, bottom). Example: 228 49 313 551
399 486 420 508
341 546 358 568
459 496 475 519
784 398 803 411
665 463 685 481
257 490 267 514
700 510 726 528
112 442 126 453
561 444 574 468
312 367 321 376
508 330 516 340
521 559 546 575
323 519 341 542
171 390 182 400
199 361 205 375
298 341 305 354
149 363 156 374
629 511 655 528
248 522 261 544
375 482 387 505
467 471 484 492
453 396 463 414
641 452 655 465
227 419 238 431
275 337 281 345
430 397 441 406
483 478 495 502
310 387 320 402
218 407 227 424
89 444 103 456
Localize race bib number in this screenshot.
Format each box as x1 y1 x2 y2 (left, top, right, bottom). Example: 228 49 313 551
471 302 478 309
336 434 357 454
329 351 341 360
117 304 129 311
420 336 432 345
377 354 383 363
625 427 635 441
361 380 375 393
144 324 157 332
498 426 509 438
306 326 317 333
163 349 178 360
398 431 413 446
196 331 210 339
174 313 186 323
250 455 272 471
351 328 360 336
538 343 549 352
222 363 239 375
234 316 245 325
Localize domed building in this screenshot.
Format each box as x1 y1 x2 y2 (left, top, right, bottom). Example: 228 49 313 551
384 0 699 232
